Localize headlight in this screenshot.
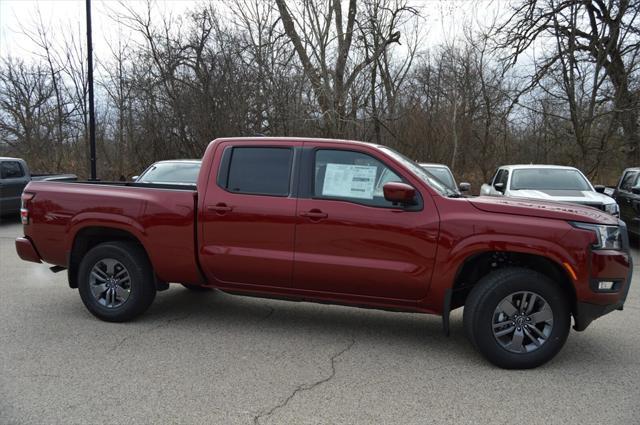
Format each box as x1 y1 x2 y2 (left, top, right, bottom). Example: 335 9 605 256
604 203 620 216
571 222 622 250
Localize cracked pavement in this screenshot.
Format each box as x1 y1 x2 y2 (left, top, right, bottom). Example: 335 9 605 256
1 219 640 424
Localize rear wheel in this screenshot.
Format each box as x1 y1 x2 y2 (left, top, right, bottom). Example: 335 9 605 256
78 241 156 322
463 267 570 369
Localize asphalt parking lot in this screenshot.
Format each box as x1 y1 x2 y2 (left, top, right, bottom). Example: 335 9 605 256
1 217 639 425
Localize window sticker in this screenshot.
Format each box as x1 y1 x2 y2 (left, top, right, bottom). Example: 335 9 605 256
322 164 378 199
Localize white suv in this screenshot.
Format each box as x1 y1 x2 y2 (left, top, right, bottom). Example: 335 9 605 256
480 165 619 216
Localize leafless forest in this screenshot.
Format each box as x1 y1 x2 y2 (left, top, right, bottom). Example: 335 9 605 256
0 0 639 188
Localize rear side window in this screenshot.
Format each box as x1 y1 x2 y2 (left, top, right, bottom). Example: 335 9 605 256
224 147 293 196
620 171 639 192
1 161 25 179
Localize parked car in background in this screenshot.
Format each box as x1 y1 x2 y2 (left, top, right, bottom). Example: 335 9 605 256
134 160 201 185
611 167 640 237
419 163 470 193
480 165 619 216
16 137 632 369
0 157 76 216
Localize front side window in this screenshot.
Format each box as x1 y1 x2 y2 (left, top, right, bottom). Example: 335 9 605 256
313 149 404 207
1 161 24 179
495 170 508 187
620 171 639 192
510 168 591 191
224 147 293 196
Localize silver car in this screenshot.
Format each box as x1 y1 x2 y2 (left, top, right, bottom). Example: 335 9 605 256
480 164 619 216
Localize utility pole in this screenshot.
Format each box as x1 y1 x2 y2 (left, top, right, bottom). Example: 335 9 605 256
86 0 97 180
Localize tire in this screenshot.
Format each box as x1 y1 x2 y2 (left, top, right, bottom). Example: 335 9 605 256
78 241 156 322
463 267 570 369
180 284 213 292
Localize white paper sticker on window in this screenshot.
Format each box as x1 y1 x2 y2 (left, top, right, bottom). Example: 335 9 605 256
322 164 378 199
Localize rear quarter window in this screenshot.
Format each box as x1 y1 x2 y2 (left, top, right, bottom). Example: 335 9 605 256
221 147 294 196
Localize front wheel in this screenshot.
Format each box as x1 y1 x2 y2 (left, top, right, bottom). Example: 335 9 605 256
463 267 570 369
78 241 156 322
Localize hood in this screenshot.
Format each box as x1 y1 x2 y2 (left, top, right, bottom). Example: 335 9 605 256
509 189 615 204
469 196 619 225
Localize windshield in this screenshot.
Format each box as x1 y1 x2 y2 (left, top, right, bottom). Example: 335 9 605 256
378 147 455 196
421 166 455 190
138 162 201 184
510 168 591 191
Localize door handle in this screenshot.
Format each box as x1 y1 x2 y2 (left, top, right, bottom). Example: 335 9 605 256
300 209 327 220
207 203 234 214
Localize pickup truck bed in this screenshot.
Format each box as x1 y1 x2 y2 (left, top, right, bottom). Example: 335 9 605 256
23 181 201 286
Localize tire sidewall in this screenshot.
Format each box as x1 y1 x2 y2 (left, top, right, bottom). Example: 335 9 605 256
78 243 154 322
472 271 570 369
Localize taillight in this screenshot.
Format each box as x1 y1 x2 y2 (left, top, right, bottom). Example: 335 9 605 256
21 192 35 225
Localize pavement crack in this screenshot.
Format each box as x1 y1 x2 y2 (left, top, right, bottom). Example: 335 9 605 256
253 338 355 425
107 313 191 354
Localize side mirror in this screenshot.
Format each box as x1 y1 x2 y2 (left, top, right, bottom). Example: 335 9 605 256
594 185 606 193
632 186 640 195
494 182 505 193
458 182 471 192
383 182 416 205
131 175 139 181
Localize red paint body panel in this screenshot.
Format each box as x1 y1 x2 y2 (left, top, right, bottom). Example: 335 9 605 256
16 137 631 319
15 237 41 263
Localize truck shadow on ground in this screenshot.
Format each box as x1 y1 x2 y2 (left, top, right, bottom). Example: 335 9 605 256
122 285 593 368
122 285 628 370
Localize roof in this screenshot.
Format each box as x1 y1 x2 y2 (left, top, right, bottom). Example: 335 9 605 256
212 136 379 149
419 163 449 169
151 159 201 164
0 157 23 161
499 164 580 171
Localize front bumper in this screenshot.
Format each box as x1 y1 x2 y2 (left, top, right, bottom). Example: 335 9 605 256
15 237 42 263
573 221 633 331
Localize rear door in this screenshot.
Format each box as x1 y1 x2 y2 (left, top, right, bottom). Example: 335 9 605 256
292 143 439 300
199 141 301 288
0 160 28 214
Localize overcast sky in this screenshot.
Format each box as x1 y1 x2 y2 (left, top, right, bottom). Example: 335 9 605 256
0 0 507 63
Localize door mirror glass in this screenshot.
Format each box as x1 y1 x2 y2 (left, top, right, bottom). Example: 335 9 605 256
458 182 471 192
594 184 606 193
383 182 416 205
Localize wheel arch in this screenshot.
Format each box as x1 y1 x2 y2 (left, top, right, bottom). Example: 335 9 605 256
451 251 577 314
68 226 151 289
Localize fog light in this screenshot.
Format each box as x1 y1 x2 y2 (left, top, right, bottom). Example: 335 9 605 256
598 281 615 291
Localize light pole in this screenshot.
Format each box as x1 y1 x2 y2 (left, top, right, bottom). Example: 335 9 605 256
86 0 97 180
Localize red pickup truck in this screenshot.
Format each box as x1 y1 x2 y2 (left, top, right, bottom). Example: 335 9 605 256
16 137 632 368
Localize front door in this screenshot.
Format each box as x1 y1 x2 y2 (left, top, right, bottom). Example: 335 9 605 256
292 145 439 300
199 141 301 288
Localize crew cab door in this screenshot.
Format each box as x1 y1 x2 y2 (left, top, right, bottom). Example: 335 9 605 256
292 144 439 300
0 160 29 214
199 141 301 287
